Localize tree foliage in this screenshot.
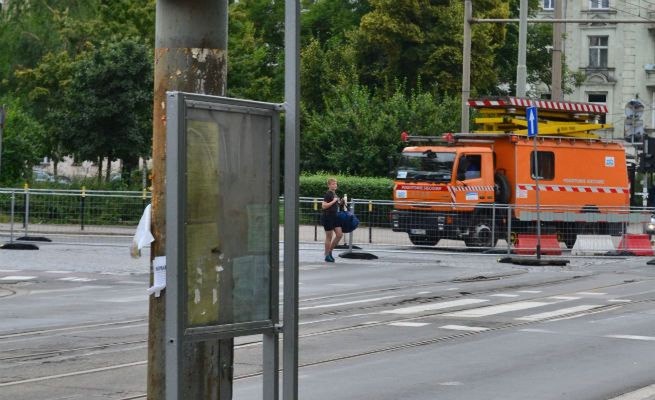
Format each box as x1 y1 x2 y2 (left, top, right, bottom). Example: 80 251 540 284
0 0 556 183
0 96 44 184
62 38 153 179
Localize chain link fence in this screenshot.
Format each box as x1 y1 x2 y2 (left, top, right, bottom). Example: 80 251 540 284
1 189 654 255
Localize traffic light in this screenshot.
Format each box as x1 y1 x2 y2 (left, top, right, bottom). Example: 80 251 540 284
638 136 655 172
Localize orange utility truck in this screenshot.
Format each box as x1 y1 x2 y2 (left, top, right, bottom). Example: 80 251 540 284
391 97 633 248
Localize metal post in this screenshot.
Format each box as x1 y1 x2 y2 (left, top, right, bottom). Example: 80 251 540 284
9 190 15 243
516 0 528 97
461 0 472 133
24 186 29 237
533 139 542 259
152 1 229 400
507 204 512 255
368 201 373 244
283 1 300 400
80 186 86 231
347 199 355 251
551 0 563 100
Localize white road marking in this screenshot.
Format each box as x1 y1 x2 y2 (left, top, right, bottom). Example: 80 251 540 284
0 269 19 273
489 294 519 298
0 276 36 281
388 322 430 327
607 383 655 400
605 335 655 341
607 299 632 303
548 296 580 300
440 324 489 332
576 292 606 296
516 305 602 321
437 382 463 386
58 277 96 282
299 295 399 310
519 328 555 333
443 301 551 318
416 291 431 295
382 299 488 315
300 317 337 326
45 270 71 274
518 290 541 293
446 288 460 291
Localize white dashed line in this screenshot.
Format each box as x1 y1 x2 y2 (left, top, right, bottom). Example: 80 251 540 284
576 292 606 296
607 299 632 303
548 296 580 300
388 322 430 327
605 335 655 341
489 294 519 298
0 276 36 281
516 305 602 321
45 270 72 274
443 301 552 318
416 291 431 295
299 295 399 311
440 324 489 332
518 290 541 293
382 299 488 315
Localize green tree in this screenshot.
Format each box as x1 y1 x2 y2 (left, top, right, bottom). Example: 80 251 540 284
63 38 153 182
356 0 508 95
301 81 461 176
301 0 370 44
0 96 45 184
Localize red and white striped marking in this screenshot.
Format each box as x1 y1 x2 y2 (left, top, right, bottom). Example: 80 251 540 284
468 97 608 114
517 184 628 194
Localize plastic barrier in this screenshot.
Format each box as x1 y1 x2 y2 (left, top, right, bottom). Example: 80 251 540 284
514 234 562 255
616 234 654 256
571 235 616 256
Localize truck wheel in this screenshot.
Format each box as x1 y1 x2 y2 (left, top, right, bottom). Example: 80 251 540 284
494 173 511 204
409 234 437 246
464 220 497 247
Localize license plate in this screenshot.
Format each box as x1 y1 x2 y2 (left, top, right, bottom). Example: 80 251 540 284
410 229 426 235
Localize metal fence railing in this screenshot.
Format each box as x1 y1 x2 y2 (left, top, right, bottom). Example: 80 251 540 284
1 189 653 255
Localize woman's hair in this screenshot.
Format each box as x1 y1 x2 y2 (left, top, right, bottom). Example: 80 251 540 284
327 178 337 186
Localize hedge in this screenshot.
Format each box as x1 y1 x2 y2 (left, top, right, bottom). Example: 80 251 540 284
299 174 393 201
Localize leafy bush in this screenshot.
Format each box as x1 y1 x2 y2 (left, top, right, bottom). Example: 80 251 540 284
300 174 393 201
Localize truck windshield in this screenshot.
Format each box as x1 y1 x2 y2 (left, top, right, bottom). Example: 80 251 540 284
395 151 456 182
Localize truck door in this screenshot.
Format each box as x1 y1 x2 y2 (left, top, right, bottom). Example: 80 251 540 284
453 154 491 204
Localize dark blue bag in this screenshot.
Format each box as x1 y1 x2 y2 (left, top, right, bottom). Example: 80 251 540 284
337 211 359 233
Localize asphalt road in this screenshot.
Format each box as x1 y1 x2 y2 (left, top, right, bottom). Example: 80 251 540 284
1 239 655 400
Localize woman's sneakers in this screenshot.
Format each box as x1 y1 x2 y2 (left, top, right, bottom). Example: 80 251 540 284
324 254 335 262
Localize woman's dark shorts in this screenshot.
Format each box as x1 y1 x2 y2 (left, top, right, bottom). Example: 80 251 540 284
320 214 339 231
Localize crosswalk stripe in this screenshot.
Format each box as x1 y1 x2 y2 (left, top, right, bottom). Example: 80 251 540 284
440 325 489 332
0 276 36 281
388 322 430 327
605 335 655 341
443 301 551 318
515 305 602 321
382 299 488 315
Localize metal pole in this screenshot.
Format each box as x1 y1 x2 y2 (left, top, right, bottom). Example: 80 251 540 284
24 187 29 237
534 139 542 259
348 199 355 251
516 0 528 97
283 1 300 400
507 205 512 255
9 190 15 243
461 0 472 133
152 1 229 400
551 0 563 100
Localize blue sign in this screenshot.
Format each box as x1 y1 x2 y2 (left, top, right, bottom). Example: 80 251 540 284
526 106 538 137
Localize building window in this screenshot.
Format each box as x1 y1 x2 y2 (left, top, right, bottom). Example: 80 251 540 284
531 151 555 181
542 0 554 10
589 36 608 68
590 0 609 9
588 93 607 124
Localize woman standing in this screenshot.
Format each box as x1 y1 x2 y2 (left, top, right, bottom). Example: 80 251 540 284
321 178 343 262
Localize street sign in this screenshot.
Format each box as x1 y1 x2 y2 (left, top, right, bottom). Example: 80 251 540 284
527 106 538 137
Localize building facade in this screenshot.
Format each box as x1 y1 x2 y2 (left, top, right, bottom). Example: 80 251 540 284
540 0 655 141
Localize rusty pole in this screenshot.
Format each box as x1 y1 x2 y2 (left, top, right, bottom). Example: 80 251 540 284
149 1 229 399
